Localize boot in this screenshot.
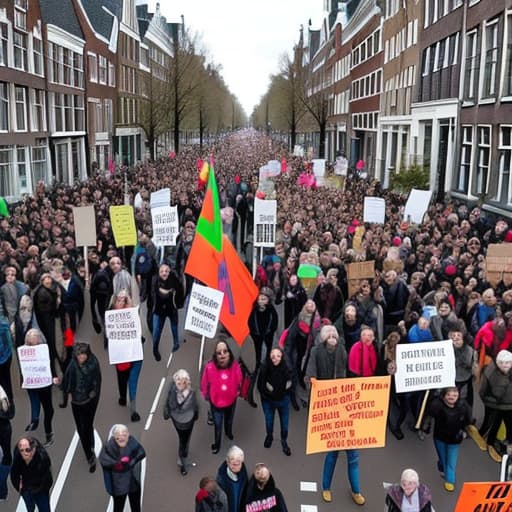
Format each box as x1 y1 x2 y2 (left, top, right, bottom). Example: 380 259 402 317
467 424 487 451
130 399 140 422
290 394 300 411
264 434 273 448
59 392 68 408
488 444 502 463
281 440 291 456
44 432 54 447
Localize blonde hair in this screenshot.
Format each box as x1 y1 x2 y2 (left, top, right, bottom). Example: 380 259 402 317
320 325 339 342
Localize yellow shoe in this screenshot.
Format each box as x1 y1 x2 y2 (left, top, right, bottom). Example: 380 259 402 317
351 492 366 505
467 424 487 451
488 445 502 463
444 482 455 492
322 490 332 502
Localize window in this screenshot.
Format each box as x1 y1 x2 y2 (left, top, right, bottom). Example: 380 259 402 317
17 146 27 190
64 94 73 130
88 53 97 82
108 61 115 87
473 126 490 195
482 20 499 98
14 86 27 132
104 99 112 132
505 13 512 96
458 126 473 192
495 126 512 204
98 55 107 84
422 47 431 76
33 37 43 76
54 93 63 132
0 146 14 196
464 31 479 101
31 138 48 185
14 0 27 31
73 53 83 88
0 82 8 132
63 48 72 85
74 95 84 131
13 31 27 70
95 102 103 132
31 89 46 132
0 23 8 66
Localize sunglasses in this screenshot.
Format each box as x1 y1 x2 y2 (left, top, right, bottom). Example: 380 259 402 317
19 447 33 454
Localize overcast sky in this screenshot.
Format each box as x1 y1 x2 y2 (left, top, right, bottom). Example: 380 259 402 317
147 1 322 116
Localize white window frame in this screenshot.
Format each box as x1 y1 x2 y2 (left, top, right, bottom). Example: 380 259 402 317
31 88 46 132
0 82 8 132
480 19 499 100
458 125 474 192
88 52 97 83
473 125 491 195
32 36 44 76
98 55 107 85
495 125 512 204
14 85 27 132
464 30 478 101
13 30 27 71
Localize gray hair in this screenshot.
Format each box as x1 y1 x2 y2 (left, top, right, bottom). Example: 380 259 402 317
497 350 512 365
226 445 244 463
110 424 129 438
173 369 191 385
25 328 44 346
400 468 419 485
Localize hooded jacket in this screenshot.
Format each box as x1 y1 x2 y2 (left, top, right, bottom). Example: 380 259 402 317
62 344 101 405
195 486 228 512
11 439 53 495
257 355 292 402
241 474 288 512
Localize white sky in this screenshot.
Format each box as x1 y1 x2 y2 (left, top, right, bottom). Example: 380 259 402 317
148 1 322 116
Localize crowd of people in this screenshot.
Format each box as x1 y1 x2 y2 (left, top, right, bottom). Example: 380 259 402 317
0 128 511 509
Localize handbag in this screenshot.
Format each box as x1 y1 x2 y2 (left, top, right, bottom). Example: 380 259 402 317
238 357 257 407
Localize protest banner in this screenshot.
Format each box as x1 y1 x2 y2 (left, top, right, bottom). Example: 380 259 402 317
72 206 96 247
150 188 171 209
151 205 179 246
184 283 224 339
454 482 512 512
105 306 143 365
346 260 375 299
306 376 391 454
363 197 386 224
312 159 326 178
334 156 348 176
395 340 455 393
109 205 137 247
486 243 512 287
18 344 52 389
403 188 432 224
254 198 277 248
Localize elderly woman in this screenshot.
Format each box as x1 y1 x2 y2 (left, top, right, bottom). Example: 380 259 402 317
163 369 199 476
385 468 434 512
241 462 288 512
216 445 248 512
99 424 146 512
200 340 242 454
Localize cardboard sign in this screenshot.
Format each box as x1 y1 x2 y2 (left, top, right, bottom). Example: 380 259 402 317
395 340 455 393
72 206 97 247
334 156 348 176
150 188 171 209
184 283 224 338
110 205 137 247
254 198 277 248
403 189 432 224
18 344 52 389
486 244 512 286
105 307 143 364
151 205 179 246
306 376 391 454
363 197 385 224
346 260 375 298
312 159 326 177
455 482 512 512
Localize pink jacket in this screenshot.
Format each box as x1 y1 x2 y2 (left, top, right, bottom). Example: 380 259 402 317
348 341 378 377
201 360 242 408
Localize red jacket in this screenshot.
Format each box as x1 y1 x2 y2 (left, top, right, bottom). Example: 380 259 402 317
474 321 512 358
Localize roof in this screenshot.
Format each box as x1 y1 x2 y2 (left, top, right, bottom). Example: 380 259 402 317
40 0 84 40
80 0 121 40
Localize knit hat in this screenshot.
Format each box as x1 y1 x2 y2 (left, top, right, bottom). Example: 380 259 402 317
506 230 512 243
392 236 402 247
259 286 274 300
444 264 457 277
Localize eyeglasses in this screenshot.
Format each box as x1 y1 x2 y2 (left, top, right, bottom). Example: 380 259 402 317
216 349 228 355
19 447 33 454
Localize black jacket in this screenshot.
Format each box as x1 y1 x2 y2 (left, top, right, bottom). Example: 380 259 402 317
241 474 288 512
257 357 292 401
63 344 101 405
11 440 53 495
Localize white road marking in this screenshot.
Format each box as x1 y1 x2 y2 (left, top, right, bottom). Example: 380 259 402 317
300 481 317 492
144 377 166 431
166 351 174 368
301 506 318 512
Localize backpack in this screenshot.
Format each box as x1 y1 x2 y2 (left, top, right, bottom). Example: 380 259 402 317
91 268 112 297
135 246 153 276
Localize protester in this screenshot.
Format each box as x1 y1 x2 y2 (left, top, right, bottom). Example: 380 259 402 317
195 476 228 512
385 468 434 512
241 462 288 512
216 445 248 512
0 384 13 500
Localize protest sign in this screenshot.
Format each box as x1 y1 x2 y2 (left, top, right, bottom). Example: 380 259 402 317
403 189 432 224
346 260 375 298
254 198 277 247
395 340 455 393
334 156 348 176
486 244 512 287
293 145 304 157
312 159 326 178
306 376 391 454
72 206 96 247
363 197 386 224
267 160 281 176
151 205 179 246
455 482 512 512
258 165 270 183
110 205 137 247
150 188 171 209
105 307 143 365
18 344 52 389
184 283 224 338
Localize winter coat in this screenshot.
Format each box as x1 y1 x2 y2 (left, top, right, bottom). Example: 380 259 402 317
313 283 344 322
474 321 512 359
257 358 292 402
429 395 471 444
62 344 101 405
216 460 248 512
32 283 60 317
163 382 199 429
201 360 242 408
11 440 52 495
248 304 278 342
195 487 228 512
0 280 28 323
241 473 288 512
151 270 185 314
61 275 85 321
306 342 347 381
480 362 512 410
99 435 146 497
408 325 434 343
454 343 475 383
283 283 307 327
385 483 433 512
347 341 379 377
383 279 410 325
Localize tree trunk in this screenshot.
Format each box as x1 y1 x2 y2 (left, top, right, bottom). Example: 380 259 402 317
319 120 326 159
199 107 204 151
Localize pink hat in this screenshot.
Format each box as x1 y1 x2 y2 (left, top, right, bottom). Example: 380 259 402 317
348 226 356 234
506 230 512 243
351 219 360 227
445 264 457 277
392 236 402 246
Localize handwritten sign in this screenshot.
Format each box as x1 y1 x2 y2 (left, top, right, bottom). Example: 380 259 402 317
455 482 512 512
395 340 455 393
151 205 179 246
150 188 171 209
110 205 137 247
105 307 143 364
363 197 385 224
184 283 224 338
312 159 326 177
403 189 432 224
18 344 52 389
306 376 390 454
335 156 348 176
254 198 277 248
346 260 375 298
72 206 97 247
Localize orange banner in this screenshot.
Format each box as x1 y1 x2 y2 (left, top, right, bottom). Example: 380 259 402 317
306 376 391 455
455 482 512 511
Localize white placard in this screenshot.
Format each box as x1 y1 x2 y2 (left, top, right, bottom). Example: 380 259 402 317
312 159 326 177
184 283 224 338
150 188 171 209
267 160 281 176
105 307 143 364
403 188 433 224
334 156 348 176
151 205 179 246
395 340 455 393
293 145 304 157
254 198 277 247
363 197 386 224
259 165 270 183
18 344 52 389
72 206 97 247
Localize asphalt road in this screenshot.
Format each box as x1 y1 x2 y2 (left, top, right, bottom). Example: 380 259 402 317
4 296 500 511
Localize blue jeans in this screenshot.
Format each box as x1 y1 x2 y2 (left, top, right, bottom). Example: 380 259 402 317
434 438 459 485
152 311 179 350
261 395 290 439
322 449 360 494
22 491 51 512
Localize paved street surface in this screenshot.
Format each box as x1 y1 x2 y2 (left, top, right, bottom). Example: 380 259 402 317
5 295 500 511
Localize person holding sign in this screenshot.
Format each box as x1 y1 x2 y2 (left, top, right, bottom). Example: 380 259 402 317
385 468 434 512
305 325 366 506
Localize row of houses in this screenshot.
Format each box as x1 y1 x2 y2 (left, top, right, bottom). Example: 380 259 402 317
302 0 512 216
0 0 180 199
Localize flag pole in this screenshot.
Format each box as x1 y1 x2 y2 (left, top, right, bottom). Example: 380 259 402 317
198 335 206 373
84 245 90 289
